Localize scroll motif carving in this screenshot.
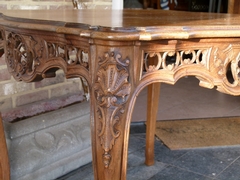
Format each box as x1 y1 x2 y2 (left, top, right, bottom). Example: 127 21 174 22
213 44 240 88
143 44 240 95
213 45 233 76
6 33 39 78
46 42 89 68
4 31 89 82
94 51 131 168
144 49 211 73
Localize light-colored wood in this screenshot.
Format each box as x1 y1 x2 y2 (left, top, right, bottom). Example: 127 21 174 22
0 115 10 180
1 9 240 180
145 82 161 166
3 10 240 40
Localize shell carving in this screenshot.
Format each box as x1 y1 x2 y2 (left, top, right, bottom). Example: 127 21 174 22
96 64 131 106
94 51 131 168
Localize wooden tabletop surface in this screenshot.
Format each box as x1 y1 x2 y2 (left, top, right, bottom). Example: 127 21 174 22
1 9 240 40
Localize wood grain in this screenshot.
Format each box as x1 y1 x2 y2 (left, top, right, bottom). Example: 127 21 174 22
1 9 240 180
2 10 240 40
0 115 10 180
228 0 240 13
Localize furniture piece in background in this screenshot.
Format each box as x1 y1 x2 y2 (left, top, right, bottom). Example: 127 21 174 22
1 9 240 180
143 0 161 9
143 0 178 9
144 0 226 12
188 0 224 12
209 0 222 12
228 0 240 13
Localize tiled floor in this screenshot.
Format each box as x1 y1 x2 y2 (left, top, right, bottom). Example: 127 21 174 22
57 77 240 180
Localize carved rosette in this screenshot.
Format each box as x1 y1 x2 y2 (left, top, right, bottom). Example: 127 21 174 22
5 32 40 79
94 51 131 168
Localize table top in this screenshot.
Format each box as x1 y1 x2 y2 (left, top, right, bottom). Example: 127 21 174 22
1 9 240 40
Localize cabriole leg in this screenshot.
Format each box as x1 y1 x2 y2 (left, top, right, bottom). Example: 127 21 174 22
89 44 139 180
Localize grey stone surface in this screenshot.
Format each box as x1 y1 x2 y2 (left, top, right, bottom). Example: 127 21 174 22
4 101 92 180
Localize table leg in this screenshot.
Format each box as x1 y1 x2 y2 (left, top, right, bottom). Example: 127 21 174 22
0 115 10 180
145 82 161 166
89 49 135 180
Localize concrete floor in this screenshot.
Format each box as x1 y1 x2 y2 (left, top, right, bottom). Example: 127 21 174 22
57 77 240 180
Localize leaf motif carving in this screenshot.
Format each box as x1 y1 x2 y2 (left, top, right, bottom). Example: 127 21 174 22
94 51 131 168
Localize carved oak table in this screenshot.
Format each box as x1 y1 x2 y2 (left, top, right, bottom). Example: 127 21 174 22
1 9 240 180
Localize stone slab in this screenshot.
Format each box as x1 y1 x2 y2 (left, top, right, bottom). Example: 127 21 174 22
3 101 92 180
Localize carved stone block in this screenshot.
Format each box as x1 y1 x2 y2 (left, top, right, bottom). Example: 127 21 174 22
3 101 91 180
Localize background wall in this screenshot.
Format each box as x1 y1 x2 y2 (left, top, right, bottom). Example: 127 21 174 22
0 0 112 10
0 0 112 122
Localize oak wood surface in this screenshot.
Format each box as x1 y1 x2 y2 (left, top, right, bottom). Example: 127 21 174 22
1 9 240 180
1 9 240 40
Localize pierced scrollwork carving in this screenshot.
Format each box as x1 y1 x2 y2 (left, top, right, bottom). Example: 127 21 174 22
4 31 89 81
144 48 211 73
213 44 240 87
94 51 131 168
6 32 40 78
67 47 89 68
46 42 89 68
143 44 240 95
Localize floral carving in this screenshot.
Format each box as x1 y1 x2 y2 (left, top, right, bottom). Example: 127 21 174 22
94 51 131 168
